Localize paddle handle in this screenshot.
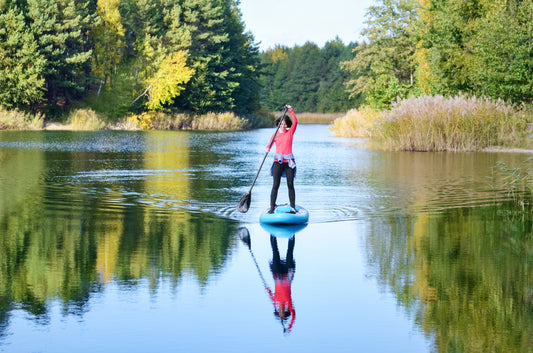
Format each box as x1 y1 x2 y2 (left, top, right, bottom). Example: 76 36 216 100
247 107 288 192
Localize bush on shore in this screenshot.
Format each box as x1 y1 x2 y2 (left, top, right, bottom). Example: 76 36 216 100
0 107 43 130
331 95 531 151
67 109 107 130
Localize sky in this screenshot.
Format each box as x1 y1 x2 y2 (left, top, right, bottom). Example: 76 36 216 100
238 0 376 51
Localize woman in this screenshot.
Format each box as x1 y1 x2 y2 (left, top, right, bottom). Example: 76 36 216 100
266 104 298 214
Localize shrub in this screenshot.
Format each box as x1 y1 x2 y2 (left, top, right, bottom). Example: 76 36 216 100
67 109 106 130
0 107 43 130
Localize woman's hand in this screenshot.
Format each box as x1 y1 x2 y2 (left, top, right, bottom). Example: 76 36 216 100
284 104 293 111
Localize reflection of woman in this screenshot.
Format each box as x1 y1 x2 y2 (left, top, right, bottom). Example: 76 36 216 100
265 235 296 332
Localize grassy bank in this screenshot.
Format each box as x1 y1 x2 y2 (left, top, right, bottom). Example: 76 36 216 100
296 112 344 124
0 104 343 131
0 107 273 131
330 95 532 151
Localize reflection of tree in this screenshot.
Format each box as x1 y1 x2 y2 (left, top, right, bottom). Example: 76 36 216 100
0 198 236 324
366 152 530 214
365 203 533 353
0 132 237 328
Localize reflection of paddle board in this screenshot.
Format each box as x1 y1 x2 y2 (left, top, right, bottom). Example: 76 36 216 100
260 222 308 238
259 204 309 225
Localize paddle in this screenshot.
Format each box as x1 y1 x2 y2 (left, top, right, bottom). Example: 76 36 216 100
237 107 289 213
237 227 269 288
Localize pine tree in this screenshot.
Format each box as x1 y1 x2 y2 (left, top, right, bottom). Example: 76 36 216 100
0 6 46 109
26 0 95 114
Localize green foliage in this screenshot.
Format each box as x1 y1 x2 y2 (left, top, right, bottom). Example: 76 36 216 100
341 0 418 109
0 7 46 109
26 0 95 114
470 1 533 102
168 0 261 114
416 0 533 104
92 0 125 84
342 0 533 108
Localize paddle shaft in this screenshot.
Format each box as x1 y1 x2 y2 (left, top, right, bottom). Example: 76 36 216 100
246 107 288 193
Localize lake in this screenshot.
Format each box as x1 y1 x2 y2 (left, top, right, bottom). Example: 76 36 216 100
0 125 532 353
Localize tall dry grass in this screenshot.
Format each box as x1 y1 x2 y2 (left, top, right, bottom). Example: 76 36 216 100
297 112 344 124
123 111 250 131
378 95 529 151
66 109 107 130
330 95 531 151
0 107 43 130
329 107 381 138
191 112 249 130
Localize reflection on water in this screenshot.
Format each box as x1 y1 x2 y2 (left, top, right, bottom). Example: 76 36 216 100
238 225 302 334
1 128 533 352
365 203 533 353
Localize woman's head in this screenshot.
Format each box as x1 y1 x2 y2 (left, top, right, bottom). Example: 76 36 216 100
275 114 292 128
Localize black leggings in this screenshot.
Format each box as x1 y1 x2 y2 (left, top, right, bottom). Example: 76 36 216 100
270 162 295 208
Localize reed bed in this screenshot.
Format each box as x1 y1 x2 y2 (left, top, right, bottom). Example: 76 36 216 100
0 107 43 130
330 95 531 151
379 95 529 151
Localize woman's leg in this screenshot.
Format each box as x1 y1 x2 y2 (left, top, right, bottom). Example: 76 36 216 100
270 162 283 207
285 165 295 208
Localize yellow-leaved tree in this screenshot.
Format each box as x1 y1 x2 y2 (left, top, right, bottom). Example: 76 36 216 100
144 51 195 111
92 0 125 86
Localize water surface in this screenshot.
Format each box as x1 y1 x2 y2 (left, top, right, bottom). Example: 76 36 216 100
0 126 532 352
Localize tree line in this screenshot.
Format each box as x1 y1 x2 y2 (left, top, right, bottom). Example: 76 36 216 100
259 38 360 113
2 0 532 120
259 0 533 113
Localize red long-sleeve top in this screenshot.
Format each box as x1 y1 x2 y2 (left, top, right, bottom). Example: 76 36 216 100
266 275 296 331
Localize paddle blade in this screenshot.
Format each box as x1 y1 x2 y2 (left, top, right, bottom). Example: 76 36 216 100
237 227 251 248
237 192 251 213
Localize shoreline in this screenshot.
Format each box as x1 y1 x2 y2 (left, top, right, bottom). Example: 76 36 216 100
6 120 533 154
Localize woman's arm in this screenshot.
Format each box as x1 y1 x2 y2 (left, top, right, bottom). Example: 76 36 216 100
287 107 297 133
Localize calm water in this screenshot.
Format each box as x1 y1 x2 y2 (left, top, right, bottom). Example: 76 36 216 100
1 125 532 353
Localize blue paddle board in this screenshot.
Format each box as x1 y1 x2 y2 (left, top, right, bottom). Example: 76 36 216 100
259 204 309 225
260 222 308 237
